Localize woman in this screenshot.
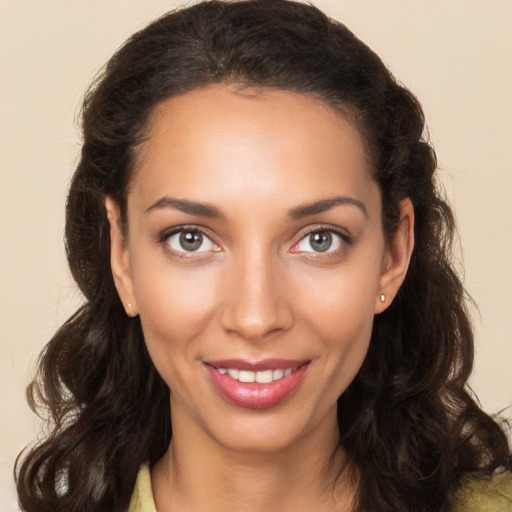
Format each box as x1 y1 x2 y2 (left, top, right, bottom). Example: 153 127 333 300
15 1 512 511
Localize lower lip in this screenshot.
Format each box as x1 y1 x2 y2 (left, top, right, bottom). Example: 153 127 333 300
205 363 309 409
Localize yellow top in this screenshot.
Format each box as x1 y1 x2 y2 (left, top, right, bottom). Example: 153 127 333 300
451 471 512 512
128 465 156 512
128 464 512 512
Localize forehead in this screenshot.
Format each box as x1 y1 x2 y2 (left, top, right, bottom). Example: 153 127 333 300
130 85 378 215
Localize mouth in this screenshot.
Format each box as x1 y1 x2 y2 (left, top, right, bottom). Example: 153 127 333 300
204 359 310 409
214 367 295 383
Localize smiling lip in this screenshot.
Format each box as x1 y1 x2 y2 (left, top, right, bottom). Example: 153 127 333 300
204 359 310 409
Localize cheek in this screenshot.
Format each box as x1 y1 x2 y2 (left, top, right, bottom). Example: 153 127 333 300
297 254 381 336
307 283 375 402
131 257 220 371
294 252 382 383
309 276 375 367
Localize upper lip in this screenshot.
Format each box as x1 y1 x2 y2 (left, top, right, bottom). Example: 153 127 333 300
204 358 309 371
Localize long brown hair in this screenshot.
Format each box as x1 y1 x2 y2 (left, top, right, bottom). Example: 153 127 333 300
16 1 511 511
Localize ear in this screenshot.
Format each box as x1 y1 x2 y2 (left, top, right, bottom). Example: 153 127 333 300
105 197 138 317
375 198 415 314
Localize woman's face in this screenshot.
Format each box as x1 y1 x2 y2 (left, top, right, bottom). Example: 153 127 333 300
108 86 412 453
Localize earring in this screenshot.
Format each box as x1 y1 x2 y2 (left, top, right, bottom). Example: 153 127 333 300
379 294 386 303
126 303 138 317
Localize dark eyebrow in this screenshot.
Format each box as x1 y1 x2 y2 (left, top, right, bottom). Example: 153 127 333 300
144 196 225 219
288 196 368 219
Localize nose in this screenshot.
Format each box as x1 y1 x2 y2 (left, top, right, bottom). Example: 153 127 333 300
220 248 293 342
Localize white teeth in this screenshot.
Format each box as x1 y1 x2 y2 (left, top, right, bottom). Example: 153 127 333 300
227 368 239 379
255 369 273 384
272 369 284 380
216 366 298 383
238 370 255 383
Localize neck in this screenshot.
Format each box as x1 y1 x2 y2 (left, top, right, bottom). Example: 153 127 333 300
152 402 358 512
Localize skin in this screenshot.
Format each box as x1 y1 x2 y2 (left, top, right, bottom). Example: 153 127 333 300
106 85 414 511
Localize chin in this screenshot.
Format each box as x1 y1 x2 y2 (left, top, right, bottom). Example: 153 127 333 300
198 401 338 456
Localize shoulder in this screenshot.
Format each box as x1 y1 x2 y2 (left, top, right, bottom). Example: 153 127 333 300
451 471 512 512
128 464 157 512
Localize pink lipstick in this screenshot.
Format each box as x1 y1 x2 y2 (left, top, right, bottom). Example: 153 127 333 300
204 359 310 409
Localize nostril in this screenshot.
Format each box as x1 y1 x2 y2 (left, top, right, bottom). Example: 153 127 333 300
220 300 292 340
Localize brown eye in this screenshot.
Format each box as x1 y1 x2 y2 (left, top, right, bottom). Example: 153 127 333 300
180 231 203 251
295 229 344 254
165 229 216 253
309 231 332 252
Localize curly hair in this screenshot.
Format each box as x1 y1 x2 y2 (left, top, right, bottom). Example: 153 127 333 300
15 1 511 511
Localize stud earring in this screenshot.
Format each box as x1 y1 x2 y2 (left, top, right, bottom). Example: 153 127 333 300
379 294 386 303
126 303 138 317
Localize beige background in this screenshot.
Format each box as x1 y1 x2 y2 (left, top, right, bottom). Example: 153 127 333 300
1 1 511 509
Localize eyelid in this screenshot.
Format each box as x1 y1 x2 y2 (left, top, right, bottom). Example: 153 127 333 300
157 223 351 256
296 224 351 242
290 224 351 253
158 225 221 254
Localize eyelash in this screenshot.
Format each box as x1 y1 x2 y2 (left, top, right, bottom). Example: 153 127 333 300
292 225 351 255
158 224 351 257
158 225 219 256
